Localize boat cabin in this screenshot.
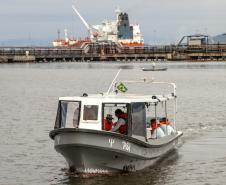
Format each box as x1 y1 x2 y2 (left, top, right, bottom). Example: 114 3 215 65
54 92 177 142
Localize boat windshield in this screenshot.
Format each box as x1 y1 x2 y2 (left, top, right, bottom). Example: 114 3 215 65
55 101 81 129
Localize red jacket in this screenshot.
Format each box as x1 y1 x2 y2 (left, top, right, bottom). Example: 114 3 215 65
104 119 113 131
117 113 128 134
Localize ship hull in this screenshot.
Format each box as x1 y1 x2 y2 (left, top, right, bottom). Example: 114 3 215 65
50 129 182 176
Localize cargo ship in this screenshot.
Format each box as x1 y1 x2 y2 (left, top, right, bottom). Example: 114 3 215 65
53 6 144 48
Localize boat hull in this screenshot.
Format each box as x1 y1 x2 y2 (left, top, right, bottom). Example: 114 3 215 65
142 68 167 71
50 129 182 176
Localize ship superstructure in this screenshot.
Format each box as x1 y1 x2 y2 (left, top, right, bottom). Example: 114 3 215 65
53 6 144 48
75 6 144 46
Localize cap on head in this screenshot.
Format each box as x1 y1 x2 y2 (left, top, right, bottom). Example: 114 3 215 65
106 114 113 120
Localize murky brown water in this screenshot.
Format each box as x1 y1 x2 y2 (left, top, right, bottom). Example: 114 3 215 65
0 62 226 185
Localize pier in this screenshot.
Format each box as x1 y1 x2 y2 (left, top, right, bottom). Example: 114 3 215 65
1 43 226 63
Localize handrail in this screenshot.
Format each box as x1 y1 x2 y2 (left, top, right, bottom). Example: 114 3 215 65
113 78 177 96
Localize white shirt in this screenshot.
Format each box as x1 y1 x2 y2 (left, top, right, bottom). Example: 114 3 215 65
166 125 176 135
151 127 165 139
111 118 125 132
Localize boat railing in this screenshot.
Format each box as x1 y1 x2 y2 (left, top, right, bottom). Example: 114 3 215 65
112 78 177 97
106 69 176 96
111 78 177 132
106 70 177 132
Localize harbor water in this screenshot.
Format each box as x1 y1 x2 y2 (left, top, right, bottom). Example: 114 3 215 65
0 62 226 185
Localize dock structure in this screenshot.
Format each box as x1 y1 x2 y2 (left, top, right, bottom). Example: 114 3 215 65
1 43 226 63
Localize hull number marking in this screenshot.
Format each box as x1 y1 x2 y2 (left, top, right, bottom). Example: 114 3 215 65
109 138 115 147
122 141 131 152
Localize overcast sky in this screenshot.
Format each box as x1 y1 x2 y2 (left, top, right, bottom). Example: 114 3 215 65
0 0 226 45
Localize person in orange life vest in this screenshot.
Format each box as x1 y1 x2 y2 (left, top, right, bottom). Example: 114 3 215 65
159 117 175 135
159 117 168 134
160 117 170 125
104 114 114 131
150 118 165 138
150 119 159 134
111 109 127 134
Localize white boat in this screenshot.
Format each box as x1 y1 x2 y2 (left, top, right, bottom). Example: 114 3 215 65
142 67 168 71
49 71 183 177
142 62 168 71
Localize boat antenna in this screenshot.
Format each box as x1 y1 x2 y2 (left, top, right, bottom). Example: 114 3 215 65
107 69 122 94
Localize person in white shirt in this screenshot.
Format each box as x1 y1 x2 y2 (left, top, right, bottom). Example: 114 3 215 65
111 109 127 134
150 119 165 139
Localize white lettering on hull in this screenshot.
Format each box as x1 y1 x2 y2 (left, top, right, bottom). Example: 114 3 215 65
122 141 131 152
109 138 115 147
108 138 131 152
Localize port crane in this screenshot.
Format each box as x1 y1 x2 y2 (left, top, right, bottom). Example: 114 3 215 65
72 5 99 40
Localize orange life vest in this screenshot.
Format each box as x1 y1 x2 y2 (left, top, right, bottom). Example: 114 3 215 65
160 118 171 126
151 123 161 134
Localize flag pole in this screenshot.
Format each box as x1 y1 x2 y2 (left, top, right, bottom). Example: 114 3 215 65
107 69 121 95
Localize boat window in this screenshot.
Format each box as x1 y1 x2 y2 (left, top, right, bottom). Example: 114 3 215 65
83 105 98 121
131 103 146 137
145 101 176 139
54 102 61 129
145 101 174 126
55 101 81 129
102 103 128 134
145 103 155 127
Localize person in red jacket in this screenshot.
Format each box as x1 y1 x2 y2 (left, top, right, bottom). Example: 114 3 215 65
111 109 127 134
104 114 114 131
